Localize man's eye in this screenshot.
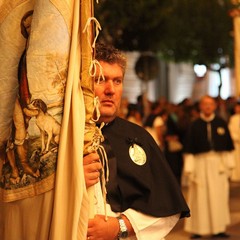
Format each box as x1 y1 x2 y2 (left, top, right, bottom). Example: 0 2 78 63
114 79 122 85
95 76 105 84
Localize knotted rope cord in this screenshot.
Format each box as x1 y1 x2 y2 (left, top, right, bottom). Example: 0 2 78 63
83 17 104 83
83 16 109 220
82 17 102 53
85 118 109 221
98 142 109 221
89 59 104 82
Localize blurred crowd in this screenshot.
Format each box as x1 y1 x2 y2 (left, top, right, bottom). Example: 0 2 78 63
118 94 240 185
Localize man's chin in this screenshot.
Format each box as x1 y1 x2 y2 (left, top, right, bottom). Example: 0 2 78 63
99 112 116 123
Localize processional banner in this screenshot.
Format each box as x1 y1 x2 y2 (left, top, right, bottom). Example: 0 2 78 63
233 16 240 97
230 1 240 97
0 0 94 238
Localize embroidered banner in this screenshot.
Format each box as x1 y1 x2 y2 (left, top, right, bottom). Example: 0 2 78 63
0 0 71 202
0 0 94 238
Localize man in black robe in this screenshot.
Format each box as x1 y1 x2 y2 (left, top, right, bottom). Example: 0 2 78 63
83 43 190 240
183 95 234 239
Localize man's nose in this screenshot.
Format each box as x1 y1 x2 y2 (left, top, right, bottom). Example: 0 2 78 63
105 80 115 93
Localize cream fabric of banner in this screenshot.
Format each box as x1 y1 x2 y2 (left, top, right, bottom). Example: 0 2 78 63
234 16 240 97
50 0 91 238
2 0 92 239
0 0 88 206
0 0 69 202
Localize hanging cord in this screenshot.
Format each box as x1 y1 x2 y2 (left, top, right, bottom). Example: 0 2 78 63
98 144 109 221
83 16 109 220
85 122 109 221
82 17 102 52
83 17 104 82
89 59 104 80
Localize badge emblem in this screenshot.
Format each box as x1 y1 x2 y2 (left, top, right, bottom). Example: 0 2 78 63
217 127 225 135
129 144 146 165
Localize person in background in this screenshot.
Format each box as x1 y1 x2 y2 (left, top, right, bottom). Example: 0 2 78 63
183 95 235 239
164 105 184 185
126 103 142 126
144 102 167 149
83 43 190 240
228 101 240 182
215 97 230 122
136 94 145 120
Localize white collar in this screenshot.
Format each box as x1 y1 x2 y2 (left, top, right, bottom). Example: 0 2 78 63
200 112 215 122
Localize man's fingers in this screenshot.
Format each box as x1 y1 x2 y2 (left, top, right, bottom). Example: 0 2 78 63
88 170 100 180
85 161 102 172
83 152 100 165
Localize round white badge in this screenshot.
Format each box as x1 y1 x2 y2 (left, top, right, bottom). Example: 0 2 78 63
129 144 146 165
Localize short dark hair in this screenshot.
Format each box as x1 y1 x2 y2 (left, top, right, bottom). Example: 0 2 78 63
95 42 127 74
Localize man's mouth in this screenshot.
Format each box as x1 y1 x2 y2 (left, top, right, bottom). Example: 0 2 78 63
101 100 114 105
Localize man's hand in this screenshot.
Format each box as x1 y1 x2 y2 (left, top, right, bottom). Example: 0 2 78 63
87 215 119 240
83 152 102 188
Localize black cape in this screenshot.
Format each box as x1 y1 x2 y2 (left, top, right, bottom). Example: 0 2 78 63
100 117 190 218
183 116 234 154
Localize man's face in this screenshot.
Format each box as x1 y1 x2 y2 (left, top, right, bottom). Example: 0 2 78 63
94 61 123 123
200 97 216 117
